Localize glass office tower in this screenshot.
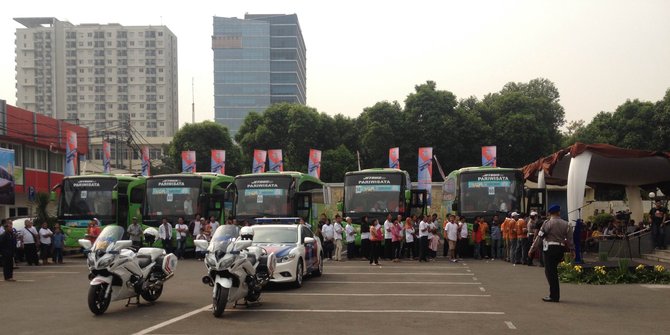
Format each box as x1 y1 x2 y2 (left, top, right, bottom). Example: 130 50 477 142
213 14 306 138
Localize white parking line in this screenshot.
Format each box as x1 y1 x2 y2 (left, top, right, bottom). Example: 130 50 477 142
17 271 80 274
326 272 473 276
229 308 505 315
132 305 210 335
264 293 491 297
312 281 482 285
132 305 505 334
327 265 469 270
641 284 670 290
505 321 517 329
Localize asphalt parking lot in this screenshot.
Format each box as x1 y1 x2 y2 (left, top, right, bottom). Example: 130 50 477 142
2 256 669 335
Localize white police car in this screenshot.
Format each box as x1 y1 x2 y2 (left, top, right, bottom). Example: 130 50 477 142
250 224 322 287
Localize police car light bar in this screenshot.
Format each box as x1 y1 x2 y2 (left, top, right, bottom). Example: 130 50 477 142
254 217 301 224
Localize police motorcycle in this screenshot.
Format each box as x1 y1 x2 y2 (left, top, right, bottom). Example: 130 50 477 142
78 225 178 315
195 225 276 317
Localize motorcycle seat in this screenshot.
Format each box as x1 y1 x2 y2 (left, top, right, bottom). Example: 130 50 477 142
136 254 152 268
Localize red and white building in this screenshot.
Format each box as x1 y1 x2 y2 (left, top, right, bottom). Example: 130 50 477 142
0 99 88 218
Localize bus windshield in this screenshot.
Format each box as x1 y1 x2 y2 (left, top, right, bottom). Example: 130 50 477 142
344 173 403 214
145 177 201 217
60 178 116 217
235 176 292 217
460 171 521 214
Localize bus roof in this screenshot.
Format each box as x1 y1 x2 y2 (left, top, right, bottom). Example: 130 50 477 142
64 174 140 182
234 171 325 187
345 168 409 176
448 166 520 176
147 172 233 181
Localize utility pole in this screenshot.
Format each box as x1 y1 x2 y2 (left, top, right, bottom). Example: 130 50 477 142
192 77 195 124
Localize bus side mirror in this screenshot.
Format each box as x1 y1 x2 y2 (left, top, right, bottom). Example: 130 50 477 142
405 190 411 204
112 191 118 200
452 203 458 211
50 191 56 202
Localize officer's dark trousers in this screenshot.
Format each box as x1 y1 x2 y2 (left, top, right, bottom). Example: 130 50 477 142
544 245 564 301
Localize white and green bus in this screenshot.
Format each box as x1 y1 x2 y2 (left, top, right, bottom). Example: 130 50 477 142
231 171 331 228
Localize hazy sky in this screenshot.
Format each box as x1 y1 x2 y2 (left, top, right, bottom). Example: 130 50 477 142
2 0 669 128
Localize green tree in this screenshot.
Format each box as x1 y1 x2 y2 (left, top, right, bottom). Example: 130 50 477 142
168 121 242 175
357 101 404 169
574 99 658 150
321 145 357 183
479 78 565 167
236 103 325 173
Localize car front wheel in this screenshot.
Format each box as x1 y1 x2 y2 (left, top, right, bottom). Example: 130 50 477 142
293 260 304 288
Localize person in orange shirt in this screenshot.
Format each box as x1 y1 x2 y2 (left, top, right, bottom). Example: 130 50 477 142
479 218 489 259
509 213 519 263
501 217 509 261
516 213 528 265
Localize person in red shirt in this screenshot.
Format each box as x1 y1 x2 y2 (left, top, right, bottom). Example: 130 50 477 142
473 216 483 259
86 218 101 244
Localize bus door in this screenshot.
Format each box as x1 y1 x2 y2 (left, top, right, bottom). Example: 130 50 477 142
410 189 428 217
225 183 237 219
295 192 313 224
525 188 546 215
211 186 235 222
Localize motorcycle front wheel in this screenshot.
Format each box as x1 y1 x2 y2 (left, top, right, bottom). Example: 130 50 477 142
88 284 111 315
141 285 163 302
213 284 229 317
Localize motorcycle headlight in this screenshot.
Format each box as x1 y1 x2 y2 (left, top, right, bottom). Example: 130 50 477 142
219 256 235 269
97 254 114 268
205 254 217 268
277 253 296 263
87 254 95 268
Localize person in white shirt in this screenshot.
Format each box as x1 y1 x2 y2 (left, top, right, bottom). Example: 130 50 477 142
333 215 344 261
445 215 460 262
175 217 189 260
321 219 335 260
403 218 416 259
39 222 53 265
209 216 220 234
383 214 393 260
457 216 469 260
418 216 429 262
158 218 173 252
427 215 439 259
345 217 356 260
22 220 40 266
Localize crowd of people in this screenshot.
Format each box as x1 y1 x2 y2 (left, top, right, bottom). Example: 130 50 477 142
312 211 550 266
0 218 71 282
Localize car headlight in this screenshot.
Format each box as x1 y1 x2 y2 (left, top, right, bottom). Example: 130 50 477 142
97 254 114 268
277 253 296 263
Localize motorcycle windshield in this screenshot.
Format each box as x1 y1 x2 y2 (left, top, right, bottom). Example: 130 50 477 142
92 225 125 252
210 225 240 252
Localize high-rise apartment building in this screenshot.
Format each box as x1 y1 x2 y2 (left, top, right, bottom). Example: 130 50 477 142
14 17 178 138
213 14 306 137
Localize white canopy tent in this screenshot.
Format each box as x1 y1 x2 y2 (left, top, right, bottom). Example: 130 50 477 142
523 143 670 224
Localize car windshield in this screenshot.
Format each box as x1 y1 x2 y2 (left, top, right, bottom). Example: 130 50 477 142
253 227 298 244
92 225 124 251
210 225 240 252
